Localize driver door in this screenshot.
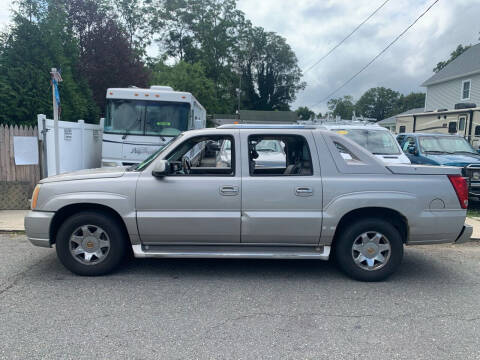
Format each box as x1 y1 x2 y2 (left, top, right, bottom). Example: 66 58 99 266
135 131 241 244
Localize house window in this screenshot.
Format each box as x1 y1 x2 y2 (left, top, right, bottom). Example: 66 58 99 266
461 80 471 100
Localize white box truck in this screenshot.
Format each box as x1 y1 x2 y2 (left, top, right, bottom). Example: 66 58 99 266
102 86 206 166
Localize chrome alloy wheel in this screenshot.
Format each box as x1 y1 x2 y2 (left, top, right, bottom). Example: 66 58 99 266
351 231 391 271
69 225 111 265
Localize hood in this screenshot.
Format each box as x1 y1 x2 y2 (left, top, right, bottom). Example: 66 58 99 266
40 167 126 184
426 153 480 167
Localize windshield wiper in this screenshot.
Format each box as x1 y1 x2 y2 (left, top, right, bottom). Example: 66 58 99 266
424 150 447 154
122 116 141 139
448 151 477 155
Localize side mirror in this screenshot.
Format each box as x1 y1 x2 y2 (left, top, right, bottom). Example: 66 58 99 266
152 160 170 177
407 146 418 156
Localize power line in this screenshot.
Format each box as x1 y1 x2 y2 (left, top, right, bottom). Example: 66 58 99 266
302 0 391 74
310 0 440 108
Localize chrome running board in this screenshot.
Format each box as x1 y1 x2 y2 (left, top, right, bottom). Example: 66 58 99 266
132 244 331 260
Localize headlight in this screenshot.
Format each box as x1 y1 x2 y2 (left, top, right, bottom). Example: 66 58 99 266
31 185 40 210
102 161 120 167
473 172 480 180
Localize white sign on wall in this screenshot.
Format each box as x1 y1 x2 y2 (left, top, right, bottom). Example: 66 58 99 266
13 136 39 165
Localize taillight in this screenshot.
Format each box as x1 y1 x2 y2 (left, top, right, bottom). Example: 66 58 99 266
448 174 468 209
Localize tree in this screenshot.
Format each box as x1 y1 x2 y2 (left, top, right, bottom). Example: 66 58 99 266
395 92 425 113
150 61 227 114
355 87 400 121
239 27 305 111
0 0 97 125
152 0 304 113
295 106 315 120
66 0 151 113
327 95 355 119
433 44 471 73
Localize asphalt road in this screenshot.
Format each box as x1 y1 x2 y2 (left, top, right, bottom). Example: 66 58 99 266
1 234 480 359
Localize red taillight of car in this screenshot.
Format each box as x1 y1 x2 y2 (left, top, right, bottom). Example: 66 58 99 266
448 174 468 209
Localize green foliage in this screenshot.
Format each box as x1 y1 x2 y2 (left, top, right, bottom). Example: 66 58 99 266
355 87 401 121
327 95 355 120
295 106 315 120
1 0 305 126
150 61 228 114
239 27 305 111
152 0 304 113
395 92 425 113
0 0 98 125
433 44 471 73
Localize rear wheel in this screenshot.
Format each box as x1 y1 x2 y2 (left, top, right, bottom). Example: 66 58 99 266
55 211 127 276
334 218 403 281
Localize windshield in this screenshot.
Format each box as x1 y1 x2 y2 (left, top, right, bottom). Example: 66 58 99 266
255 140 283 152
419 136 476 154
105 99 190 137
335 129 400 155
133 134 183 171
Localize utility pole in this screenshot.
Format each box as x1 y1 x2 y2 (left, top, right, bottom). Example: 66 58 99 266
51 68 62 175
236 74 242 123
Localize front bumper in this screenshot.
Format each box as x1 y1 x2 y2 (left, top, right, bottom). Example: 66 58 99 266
455 224 473 244
24 210 55 248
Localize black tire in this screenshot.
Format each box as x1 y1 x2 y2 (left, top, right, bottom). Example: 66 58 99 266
55 211 127 276
334 218 403 282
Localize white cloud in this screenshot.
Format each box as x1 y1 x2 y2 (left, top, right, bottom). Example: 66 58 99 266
238 0 480 115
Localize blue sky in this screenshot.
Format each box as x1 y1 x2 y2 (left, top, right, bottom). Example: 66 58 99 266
1 0 479 114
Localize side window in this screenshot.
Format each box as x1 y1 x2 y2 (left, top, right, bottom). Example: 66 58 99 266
334 142 363 164
248 135 312 176
448 122 457 134
402 137 415 152
475 126 480 137
399 126 406 133
166 135 234 176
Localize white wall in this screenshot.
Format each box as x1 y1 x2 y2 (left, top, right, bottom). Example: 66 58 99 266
37 114 103 176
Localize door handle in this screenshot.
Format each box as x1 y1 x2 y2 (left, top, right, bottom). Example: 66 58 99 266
220 185 239 196
295 187 313 196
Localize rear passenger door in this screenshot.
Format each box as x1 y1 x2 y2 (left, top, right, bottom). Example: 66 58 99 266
240 130 323 245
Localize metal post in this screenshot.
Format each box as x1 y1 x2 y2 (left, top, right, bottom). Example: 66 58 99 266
51 68 61 175
39 115 49 178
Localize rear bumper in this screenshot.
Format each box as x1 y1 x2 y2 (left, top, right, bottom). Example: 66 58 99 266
24 210 55 248
455 224 473 244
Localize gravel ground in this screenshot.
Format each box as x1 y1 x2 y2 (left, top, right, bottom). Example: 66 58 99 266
1 233 480 359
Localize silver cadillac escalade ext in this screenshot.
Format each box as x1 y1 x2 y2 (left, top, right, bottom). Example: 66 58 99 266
25 125 472 281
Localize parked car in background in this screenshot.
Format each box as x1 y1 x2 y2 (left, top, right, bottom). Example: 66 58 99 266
216 138 286 169
319 123 411 164
25 125 471 282
397 133 480 198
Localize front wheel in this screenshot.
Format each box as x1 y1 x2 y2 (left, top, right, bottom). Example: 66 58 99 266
55 211 127 276
334 218 404 282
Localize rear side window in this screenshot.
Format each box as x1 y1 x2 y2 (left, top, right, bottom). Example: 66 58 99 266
247 135 313 176
334 142 363 164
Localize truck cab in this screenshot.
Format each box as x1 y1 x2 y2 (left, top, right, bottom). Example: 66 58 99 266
102 86 206 167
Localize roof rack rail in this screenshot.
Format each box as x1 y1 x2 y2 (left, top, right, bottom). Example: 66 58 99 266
217 124 317 129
